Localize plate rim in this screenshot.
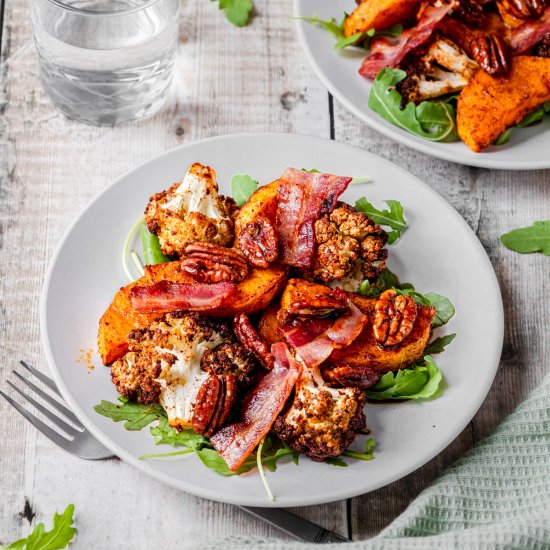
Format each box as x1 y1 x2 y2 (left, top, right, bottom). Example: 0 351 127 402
293 1 550 171
40 132 504 507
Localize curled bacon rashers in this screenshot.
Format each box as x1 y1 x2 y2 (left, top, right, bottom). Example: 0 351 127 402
130 280 237 313
279 288 368 369
359 2 457 78
276 168 352 269
210 342 301 472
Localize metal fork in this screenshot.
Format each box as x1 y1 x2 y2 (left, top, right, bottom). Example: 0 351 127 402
0 360 112 459
2 361 350 543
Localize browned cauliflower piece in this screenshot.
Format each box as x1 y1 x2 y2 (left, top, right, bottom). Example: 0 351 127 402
274 366 367 461
144 162 237 257
313 202 388 285
110 312 258 429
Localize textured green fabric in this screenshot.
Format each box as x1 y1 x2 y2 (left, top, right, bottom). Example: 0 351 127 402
198 374 550 549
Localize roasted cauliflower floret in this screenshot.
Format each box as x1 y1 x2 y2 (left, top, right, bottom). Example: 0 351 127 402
110 312 257 429
398 37 478 104
313 202 388 284
274 366 367 461
145 162 237 257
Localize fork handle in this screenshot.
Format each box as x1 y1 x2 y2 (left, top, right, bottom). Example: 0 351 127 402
239 506 350 543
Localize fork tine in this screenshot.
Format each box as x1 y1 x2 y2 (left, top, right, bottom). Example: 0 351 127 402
19 361 61 396
6 381 78 439
0 390 75 453
12 371 84 430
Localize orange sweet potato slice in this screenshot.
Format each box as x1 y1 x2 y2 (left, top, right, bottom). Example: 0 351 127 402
344 0 423 38
457 56 550 152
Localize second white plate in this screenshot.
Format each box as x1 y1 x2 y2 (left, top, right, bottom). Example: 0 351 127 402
294 0 550 170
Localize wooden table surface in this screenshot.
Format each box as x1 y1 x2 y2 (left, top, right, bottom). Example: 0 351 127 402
0 0 548 547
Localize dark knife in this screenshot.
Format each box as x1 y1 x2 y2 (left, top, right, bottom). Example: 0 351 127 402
240 506 350 543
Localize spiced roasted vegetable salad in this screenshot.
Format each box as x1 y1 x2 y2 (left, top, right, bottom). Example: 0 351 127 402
95 163 455 499
301 0 550 152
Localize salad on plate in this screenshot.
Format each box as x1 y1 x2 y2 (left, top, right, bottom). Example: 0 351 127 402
94 162 455 500
301 0 550 152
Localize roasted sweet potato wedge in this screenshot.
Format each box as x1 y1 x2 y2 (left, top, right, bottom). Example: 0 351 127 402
344 0 422 38
457 56 550 152
234 180 279 243
258 279 434 373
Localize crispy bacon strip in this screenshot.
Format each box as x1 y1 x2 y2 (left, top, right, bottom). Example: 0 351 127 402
210 342 301 471
276 168 352 268
279 288 368 369
359 2 456 78
130 281 236 313
509 7 550 53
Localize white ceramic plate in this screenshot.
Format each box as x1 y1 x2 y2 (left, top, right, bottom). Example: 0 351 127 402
294 0 550 170
41 134 503 507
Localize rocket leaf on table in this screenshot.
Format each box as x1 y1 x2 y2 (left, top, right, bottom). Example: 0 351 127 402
500 221 550 255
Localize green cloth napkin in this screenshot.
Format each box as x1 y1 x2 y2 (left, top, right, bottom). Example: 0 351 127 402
198 373 550 549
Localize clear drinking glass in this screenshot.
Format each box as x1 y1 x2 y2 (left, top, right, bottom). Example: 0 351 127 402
30 0 179 126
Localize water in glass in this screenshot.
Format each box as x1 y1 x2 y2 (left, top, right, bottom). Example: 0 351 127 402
30 0 179 125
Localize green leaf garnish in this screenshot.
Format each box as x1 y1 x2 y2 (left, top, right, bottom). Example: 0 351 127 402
500 221 550 256
366 356 443 400
217 0 253 27
368 68 458 142
4 504 77 550
140 225 170 265
230 174 259 206
93 398 165 431
149 416 208 450
297 14 403 51
425 333 456 355
424 292 455 328
343 437 376 461
355 198 407 243
325 456 348 467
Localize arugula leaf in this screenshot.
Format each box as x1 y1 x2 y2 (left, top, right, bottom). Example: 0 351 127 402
425 333 456 355
359 267 411 298
195 447 257 476
231 174 259 206
500 221 550 256
150 416 208 450
325 456 348 467
424 292 455 328
140 225 170 266
297 15 403 51
4 504 77 550
343 437 376 461
216 0 253 27
366 356 442 400
93 398 165 431
355 198 407 243
295 15 346 41
368 68 458 142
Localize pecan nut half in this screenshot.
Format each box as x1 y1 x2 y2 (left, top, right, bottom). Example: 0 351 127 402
470 33 509 75
192 373 237 437
238 216 278 268
373 289 417 347
455 0 485 26
182 242 249 283
497 0 546 20
233 313 275 371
